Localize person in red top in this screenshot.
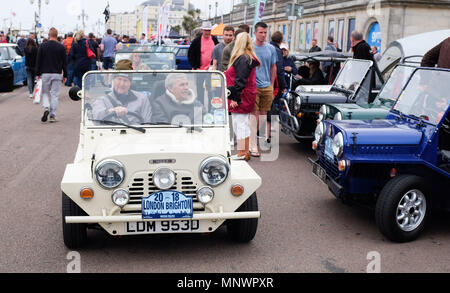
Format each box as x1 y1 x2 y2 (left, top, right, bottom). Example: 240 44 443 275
225 32 261 161
63 32 75 86
187 21 219 105
0 33 7 43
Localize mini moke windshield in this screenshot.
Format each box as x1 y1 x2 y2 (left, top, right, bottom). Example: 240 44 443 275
83 71 227 128
333 59 372 91
393 68 450 125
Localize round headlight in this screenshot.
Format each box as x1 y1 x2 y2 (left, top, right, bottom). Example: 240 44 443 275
153 167 176 190
197 186 215 205
95 159 125 189
332 132 344 157
294 96 302 111
200 157 229 186
285 92 292 101
314 122 324 143
112 189 130 207
334 112 343 120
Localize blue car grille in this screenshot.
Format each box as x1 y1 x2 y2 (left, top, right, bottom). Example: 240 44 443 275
318 153 339 180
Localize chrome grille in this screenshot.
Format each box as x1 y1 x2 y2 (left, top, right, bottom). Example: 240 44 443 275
121 171 202 214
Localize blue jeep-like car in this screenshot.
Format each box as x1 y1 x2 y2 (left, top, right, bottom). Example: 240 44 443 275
310 67 450 242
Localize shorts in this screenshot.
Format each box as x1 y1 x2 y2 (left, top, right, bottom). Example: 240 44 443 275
232 113 250 140
255 85 274 112
103 57 115 70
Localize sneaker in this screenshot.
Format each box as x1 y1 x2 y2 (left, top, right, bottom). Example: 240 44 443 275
49 115 57 123
41 108 50 122
29 94 33 99
231 153 250 161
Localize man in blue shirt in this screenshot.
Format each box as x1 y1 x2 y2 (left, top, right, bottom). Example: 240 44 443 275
100 29 117 70
250 22 277 157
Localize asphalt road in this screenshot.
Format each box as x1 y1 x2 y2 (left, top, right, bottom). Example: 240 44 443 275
1 85 450 273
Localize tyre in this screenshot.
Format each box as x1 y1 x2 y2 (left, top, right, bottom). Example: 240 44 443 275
62 192 87 249
227 193 259 243
375 175 430 243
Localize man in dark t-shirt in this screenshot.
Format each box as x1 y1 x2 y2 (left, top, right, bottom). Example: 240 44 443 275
35 27 68 123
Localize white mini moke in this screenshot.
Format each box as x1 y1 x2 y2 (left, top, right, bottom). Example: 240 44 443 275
61 71 262 248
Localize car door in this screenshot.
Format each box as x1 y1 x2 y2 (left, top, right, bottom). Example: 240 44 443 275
176 47 191 70
8 46 25 85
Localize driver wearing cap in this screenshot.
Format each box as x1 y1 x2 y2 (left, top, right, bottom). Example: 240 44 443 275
91 59 152 124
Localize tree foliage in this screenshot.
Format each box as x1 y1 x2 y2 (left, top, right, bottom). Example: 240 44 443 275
182 9 201 38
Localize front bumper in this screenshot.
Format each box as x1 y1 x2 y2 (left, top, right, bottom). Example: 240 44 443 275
309 158 343 197
279 99 300 134
66 211 260 224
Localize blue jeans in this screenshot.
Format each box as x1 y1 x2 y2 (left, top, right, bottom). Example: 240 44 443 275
26 68 36 94
91 60 98 71
66 61 74 86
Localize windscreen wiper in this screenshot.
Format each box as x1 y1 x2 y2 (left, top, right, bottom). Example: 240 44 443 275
141 122 203 133
91 119 146 133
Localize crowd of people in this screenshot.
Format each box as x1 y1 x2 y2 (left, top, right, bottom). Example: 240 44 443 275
8 22 449 159
186 21 385 161
5 22 385 156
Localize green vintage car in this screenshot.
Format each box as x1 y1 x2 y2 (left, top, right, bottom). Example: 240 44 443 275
318 64 416 121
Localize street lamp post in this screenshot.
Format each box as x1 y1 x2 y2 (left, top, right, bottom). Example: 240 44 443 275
215 2 218 24
29 0 49 39
78 9 88 32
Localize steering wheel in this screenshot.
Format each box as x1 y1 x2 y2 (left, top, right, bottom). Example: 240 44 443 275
442 115 450 134
102 110 145 125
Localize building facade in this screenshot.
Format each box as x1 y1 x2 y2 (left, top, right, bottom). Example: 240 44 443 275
106 0 189 37
220 0 450 53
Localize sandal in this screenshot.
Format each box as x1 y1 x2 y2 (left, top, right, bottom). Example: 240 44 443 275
250 151 260 157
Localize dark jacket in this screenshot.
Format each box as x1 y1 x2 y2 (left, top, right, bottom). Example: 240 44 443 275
69 38 95 72
309 45 322 53
151 91 204 124
283 56 298 76
352 40 373 61
17 38 27 54
270 41 288 91
35 40 68 77
225 55 260 114
421 37 450 69
296 68 326 86
187 34 219 69
24 46 38 70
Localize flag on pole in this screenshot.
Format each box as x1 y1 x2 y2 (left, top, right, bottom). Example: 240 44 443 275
103 2 110 24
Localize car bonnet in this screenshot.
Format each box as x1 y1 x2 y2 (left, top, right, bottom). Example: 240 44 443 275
330 119 423 145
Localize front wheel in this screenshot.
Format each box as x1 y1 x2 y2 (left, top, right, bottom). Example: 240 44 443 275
227 193 259 243
62 192 87 249
375 175 430 243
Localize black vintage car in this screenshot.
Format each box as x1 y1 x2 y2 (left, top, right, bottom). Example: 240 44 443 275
279 52 384 142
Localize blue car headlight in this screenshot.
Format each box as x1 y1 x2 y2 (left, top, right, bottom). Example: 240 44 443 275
332 132 344 157
314 122 324 143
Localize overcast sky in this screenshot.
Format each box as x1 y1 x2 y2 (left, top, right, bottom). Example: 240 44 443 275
0 0 235 34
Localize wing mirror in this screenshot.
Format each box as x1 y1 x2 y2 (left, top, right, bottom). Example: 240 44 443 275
69 86 82 101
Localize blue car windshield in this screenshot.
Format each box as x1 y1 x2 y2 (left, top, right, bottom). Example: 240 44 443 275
370 65 416 108
393 69 450 125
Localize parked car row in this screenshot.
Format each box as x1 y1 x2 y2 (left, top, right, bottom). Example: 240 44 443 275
303 30 450 242
60 29 449 249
